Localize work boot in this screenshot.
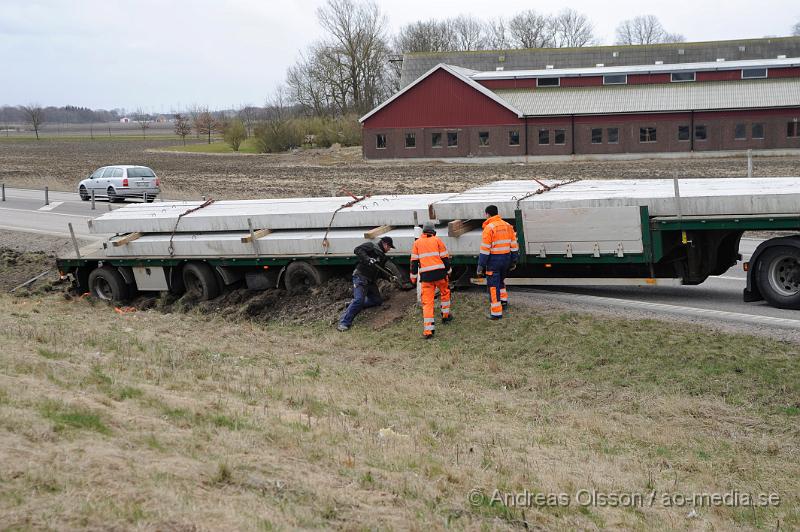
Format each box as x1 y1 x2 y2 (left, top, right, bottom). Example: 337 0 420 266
488 315 502 320
424 331 435 340
442 315 453 324
337 323 350 332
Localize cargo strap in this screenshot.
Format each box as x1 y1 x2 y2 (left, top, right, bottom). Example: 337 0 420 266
168 198 216 257
322 191 370 254
514 178 580 209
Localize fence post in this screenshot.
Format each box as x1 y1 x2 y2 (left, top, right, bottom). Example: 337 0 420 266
91 188 95 210
68 223 81 259
1 183 4 202
747 149 753 178
44 186 49 206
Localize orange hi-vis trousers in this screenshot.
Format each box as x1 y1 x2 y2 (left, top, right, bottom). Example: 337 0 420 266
420 278 451 336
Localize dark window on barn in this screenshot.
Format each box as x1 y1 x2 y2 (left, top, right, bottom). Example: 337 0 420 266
591 128 603 144
742 68 767 79
431 132 442 148
508 130 520 146
376 134 387 149
447 132 458 147
607 127 619 144
789 122 800 138
536 77 560 87
478 131 490 146
554 129 566 145
405 133 416 148
603 74 627 85
735 124 747 140
678 125 690 141
639 127 657 143
694 125 708 141
752 123 765 139
538 129 550 145
671 72 696 82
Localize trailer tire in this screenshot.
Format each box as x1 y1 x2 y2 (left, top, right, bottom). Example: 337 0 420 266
168 265 186 295
88 266 129 302
284 261 328 293
182 262 220 300
755 246 800 309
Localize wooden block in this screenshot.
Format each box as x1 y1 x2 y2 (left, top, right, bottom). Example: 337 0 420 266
447 219 481 237
111 232 142 247
363 225 393 239
241 228 272 243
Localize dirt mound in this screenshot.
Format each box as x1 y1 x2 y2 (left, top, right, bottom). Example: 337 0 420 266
0 248 60 293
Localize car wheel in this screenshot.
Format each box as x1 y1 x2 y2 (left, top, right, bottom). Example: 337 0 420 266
88 266 129 302
182 262 220 301
107 187 124 203
79 186 90 201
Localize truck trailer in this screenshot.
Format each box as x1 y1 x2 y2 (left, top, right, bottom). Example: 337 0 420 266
56 177 800 310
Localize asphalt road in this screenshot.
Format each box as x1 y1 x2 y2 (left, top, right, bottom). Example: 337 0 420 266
1 186 799 333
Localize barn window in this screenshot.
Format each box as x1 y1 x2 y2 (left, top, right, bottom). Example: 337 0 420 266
607 127 619 144
603 74 627 85
508 130 520 146
678 126 690 141
554 129 566 145
671 72 695 82
734 124 747 140
694 125 708 141
538 129 550 145
591 128 603 144
536 77 560 87
742 68 767 79
431 132 442 148
376 134 387 149
788 122 800 138
447 132 458 147
405 132 416 148
478 131 490 146
639 127 657 143
752 123 765 139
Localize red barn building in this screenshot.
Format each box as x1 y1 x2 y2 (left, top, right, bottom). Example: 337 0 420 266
360 58 800 160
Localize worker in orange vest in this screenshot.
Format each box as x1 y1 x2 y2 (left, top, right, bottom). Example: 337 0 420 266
410 221 452 339
476 205 519 319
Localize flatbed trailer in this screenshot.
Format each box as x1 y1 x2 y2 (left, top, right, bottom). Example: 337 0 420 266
56 178 800 309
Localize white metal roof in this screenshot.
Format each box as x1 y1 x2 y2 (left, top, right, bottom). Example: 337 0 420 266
493 78 800 116
359 63 524 123
471 57 800 80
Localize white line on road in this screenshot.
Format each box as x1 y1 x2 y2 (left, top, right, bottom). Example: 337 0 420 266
527 289 800 329
0 206 93 218
38 201 64 211
0 224 101 240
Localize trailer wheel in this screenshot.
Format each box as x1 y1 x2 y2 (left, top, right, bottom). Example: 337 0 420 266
88 266 129 302
182 262 220 300
168 265 186 295
755 246 800 309
284 261 328 293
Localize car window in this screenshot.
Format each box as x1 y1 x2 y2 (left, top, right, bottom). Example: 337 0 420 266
102 167 116 178
112 168 124 177
127 167 156 178
91 168 105 178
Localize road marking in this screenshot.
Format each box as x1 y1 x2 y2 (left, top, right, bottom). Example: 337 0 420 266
38 201 64 211
0 206 93 218
714 275 746 281
526 289 800 329
0 224 102 240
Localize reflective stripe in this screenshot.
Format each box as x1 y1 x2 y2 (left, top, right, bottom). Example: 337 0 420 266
424 325 435 331
441 303 451 309
419 263 445 273
410 254 419 260
479 250 490 255
424 317 435 323
493 239 512 244
491 247 511 253
439 252 449 257
491 310 503 316
418 251 441 258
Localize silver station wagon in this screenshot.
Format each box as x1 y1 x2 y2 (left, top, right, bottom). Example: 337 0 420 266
78 165 160 202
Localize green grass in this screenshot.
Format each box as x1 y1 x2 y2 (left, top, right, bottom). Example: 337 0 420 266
39 400 111 435
161 138 259 154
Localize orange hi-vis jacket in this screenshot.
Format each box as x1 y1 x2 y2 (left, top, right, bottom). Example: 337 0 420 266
410 233 450 282
478 215 519 268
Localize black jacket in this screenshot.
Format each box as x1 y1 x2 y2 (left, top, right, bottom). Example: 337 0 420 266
353 242 392 282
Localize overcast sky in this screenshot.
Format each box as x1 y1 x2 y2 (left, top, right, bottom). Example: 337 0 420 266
2 0 798 111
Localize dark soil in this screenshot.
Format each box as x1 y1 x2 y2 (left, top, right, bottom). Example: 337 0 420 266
0 248 60 293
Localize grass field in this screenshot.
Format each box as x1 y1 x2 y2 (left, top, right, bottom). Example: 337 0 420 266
0 290 797 530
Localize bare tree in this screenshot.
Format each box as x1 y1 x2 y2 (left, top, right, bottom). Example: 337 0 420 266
449 15 487 51
0 106 10 137
508 10 554 48
133 108 150 139
193 107 219 144
615 15 685 45
394 19 453 53
792 20 800 36
484 18 510 50
19 104 45 140
173 113 191 145
238 105 261 137
551 9 596 48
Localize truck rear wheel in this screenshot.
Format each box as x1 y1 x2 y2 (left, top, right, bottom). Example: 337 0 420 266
284 261 328 293
755 246 800 309
182 262 220 300
88 266 129 302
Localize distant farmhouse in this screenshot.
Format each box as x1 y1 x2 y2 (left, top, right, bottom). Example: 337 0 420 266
119 117 130 123
360 36 800 159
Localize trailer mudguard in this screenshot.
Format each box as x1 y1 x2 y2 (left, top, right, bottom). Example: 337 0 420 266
743 235 800 302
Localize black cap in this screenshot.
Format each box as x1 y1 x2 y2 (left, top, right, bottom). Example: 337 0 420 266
379 236 395 249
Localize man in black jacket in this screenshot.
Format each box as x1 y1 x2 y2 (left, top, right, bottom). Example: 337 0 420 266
337 236 396 331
